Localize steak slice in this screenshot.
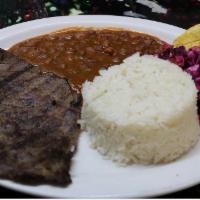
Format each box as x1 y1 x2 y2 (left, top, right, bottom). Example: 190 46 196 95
0 48 81 186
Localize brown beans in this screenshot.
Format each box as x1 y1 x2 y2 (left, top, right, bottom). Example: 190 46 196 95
104 47 114 55
9 28 166 92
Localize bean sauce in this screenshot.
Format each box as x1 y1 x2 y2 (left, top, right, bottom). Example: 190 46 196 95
9 28 166 92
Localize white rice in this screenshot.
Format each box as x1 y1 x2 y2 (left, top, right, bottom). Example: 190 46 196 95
80 53 200 164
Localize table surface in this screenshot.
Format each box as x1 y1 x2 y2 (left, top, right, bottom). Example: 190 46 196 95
0 0 200 198
0 185 200 198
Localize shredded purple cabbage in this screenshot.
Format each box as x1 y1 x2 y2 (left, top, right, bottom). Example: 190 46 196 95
158 45 200 115
159 45 200 88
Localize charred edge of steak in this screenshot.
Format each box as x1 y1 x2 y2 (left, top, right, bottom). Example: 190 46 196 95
0 48 82 186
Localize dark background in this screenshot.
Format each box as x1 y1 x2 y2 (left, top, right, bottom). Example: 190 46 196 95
0 0 200 29
0 0 200 198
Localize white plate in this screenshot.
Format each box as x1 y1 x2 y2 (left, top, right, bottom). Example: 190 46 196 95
1 15 199 198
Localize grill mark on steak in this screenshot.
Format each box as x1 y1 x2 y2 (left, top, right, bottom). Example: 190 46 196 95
0 64 33 88
0 67 38 103
0 48 81 186
0 48 33 81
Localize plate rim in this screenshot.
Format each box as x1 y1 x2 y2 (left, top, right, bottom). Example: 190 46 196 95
0 15 185 41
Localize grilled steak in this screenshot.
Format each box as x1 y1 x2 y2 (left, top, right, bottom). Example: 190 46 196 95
0 48 81 186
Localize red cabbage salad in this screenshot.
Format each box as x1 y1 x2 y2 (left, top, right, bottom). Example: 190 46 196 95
158 45 200 115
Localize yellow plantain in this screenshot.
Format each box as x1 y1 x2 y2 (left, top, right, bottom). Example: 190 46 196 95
173 24 200 49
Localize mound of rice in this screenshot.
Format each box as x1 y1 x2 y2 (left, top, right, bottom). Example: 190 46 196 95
80 53 200 164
